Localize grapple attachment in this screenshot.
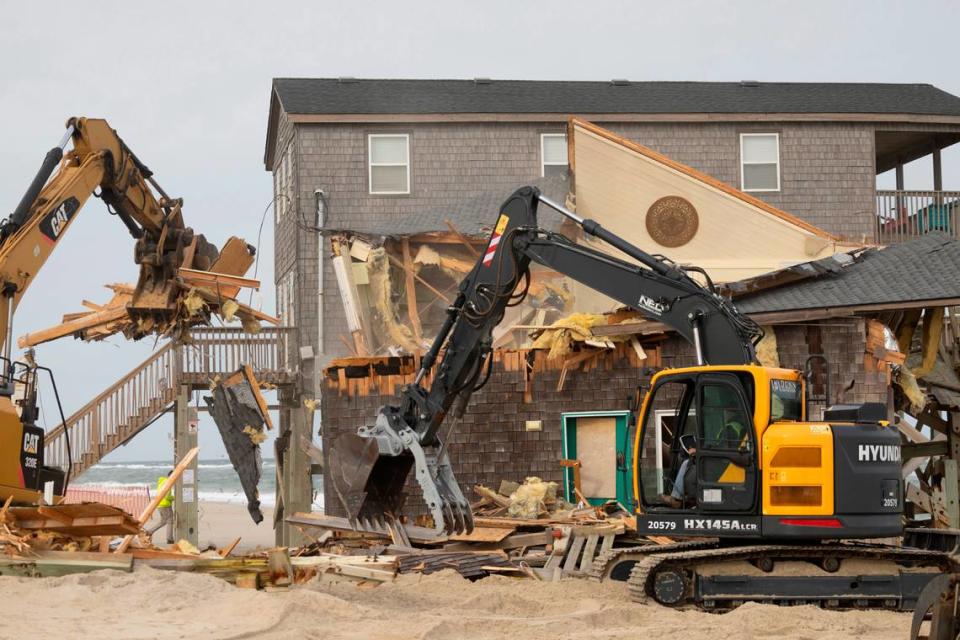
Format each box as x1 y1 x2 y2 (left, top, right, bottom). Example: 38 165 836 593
328 411 473 535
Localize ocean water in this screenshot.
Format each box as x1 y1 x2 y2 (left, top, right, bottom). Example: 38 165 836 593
72 459 324 508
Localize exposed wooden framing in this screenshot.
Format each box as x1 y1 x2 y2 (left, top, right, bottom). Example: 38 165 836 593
116 446 199 553
0 551 133 577
386 252 452 303
401 238 423 342
444 219 481 257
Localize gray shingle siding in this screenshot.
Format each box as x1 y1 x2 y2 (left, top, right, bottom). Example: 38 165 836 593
275 118 898 363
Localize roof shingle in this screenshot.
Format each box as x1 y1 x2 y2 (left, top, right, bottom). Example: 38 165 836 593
273 78 960 116
735 233 960 314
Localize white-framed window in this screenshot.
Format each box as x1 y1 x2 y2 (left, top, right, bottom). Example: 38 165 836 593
541 133 568 178
368 134 410 194
740 133 780 192
276 270 296 327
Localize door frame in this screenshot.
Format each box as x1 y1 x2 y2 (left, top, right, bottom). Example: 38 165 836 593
560 410 631 507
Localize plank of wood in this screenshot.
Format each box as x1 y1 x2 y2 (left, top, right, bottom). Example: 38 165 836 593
234 572 260 589
0 550 133 577
267 547 293 586
401 238 423 343
210 236 255 277
178 268 260 294
599 533 615 556
116 446 199 553
18 306 128 348
562 536 585 573
579 534 599 572
218 537 242 558
449 526 515 543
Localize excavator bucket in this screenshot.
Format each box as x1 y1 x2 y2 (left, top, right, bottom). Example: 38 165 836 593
328 413 474 535
328 432 412 527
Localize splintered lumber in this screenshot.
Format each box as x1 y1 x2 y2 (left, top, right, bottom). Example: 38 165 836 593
116 447 199 553
395 550 514 579
178 268 260 296
218 537 242 558
10 503 140 536
18 306 128 348
0 550 133 577
136 552 397 584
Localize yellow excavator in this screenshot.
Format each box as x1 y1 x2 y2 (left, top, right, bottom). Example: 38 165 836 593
0 118 226 505
329 186 956 610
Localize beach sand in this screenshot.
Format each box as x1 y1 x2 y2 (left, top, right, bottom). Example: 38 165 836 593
0 566 912 640
142 500 278 553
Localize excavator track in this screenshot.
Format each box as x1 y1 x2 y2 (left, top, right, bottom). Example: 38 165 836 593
586 539 720 582
617 543 950 611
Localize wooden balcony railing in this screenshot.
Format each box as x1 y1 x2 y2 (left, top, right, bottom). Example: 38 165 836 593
876 190 960 244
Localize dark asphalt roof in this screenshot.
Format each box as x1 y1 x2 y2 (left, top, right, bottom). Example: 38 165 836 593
273 78 960 116
328 175 570 238
735 233 960 314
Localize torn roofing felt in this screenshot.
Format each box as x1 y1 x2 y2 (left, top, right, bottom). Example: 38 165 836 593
204 366 273 525
324 175 570 238
733 233 960 314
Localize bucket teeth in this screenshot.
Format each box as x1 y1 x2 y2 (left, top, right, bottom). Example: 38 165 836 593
329 415 474 537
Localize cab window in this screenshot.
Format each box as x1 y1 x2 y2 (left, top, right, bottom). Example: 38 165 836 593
770 379 802 421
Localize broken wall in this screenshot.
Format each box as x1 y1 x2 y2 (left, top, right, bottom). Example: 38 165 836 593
321 318 882 518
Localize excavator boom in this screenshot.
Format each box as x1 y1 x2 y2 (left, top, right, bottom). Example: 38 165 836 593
329 186 761 534
0 118 220 358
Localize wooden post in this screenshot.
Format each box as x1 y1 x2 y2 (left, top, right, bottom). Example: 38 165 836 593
934 147 943 192
401 238 423 343
276 386 310 547
116 446 199 553
174 387 199 547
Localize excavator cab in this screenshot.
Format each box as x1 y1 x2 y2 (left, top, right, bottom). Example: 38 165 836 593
0 354 70 505
634 364 904 540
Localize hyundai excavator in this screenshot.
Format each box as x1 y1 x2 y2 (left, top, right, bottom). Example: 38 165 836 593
330 185 956 610
0 118 226 506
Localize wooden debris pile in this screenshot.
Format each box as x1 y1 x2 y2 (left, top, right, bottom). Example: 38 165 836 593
18 236 279 348
285 476 658 584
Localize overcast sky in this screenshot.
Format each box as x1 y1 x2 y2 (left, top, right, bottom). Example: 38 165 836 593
1 0 958 463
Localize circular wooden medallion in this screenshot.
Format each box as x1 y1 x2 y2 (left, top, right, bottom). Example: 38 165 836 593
645 196 699 248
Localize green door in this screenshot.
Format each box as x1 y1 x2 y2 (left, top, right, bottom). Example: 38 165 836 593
561 411 633 508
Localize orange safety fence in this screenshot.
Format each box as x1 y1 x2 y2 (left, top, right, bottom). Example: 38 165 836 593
64 484 151 518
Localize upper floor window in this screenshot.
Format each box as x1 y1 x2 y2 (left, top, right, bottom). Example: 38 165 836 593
541 133 568 178
369 134 410 194
740 133 780 192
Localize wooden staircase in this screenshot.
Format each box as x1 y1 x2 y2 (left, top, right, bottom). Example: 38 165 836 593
43 327 293 481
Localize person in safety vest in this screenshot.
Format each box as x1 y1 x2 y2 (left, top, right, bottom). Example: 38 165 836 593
146 471 175 544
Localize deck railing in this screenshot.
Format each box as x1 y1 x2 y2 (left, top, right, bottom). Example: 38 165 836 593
44 326 295 480
876 190 960 244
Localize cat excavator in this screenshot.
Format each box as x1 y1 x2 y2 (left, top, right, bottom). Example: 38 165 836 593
0 118 226 506
330 185 956 610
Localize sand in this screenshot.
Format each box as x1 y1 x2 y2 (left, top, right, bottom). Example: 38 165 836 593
141 500 277 553
0 566 912 640
196 501 277 552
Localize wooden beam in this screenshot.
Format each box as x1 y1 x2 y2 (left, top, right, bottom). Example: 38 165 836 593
386 253 452 303
401 238 423 342
18 306 128 348
178 268 260 293
444 219 481 258
0 551 132 577
116 446 199 553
